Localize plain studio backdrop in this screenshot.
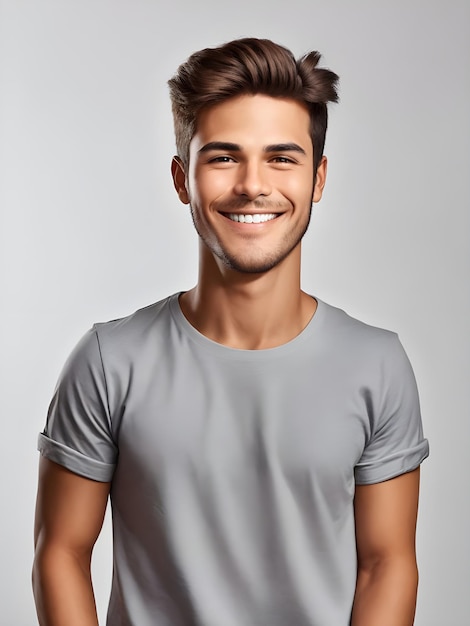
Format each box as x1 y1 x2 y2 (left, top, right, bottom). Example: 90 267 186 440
1 1 469 624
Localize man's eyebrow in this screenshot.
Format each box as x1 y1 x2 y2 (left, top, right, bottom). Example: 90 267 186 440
197 142 307 155
198 142 241 153
264 143 306 155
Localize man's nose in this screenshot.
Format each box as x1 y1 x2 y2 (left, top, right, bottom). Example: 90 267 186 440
233 162 272 199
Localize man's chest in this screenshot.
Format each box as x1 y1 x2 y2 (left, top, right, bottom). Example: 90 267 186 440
111 350 371 509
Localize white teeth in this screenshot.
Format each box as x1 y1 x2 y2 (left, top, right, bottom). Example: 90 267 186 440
228 213 277 223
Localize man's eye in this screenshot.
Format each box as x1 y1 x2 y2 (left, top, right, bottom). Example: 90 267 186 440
271 156 295 164
208 156 234 163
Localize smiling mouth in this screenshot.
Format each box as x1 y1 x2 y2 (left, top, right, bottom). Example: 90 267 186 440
223 213 279 224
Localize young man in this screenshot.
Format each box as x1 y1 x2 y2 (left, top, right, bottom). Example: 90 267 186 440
33 38 429 625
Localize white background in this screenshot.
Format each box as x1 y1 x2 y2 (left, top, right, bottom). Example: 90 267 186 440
1 1 469 624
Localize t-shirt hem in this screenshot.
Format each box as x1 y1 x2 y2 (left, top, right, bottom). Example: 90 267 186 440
37 432 115 482
354 439 429 485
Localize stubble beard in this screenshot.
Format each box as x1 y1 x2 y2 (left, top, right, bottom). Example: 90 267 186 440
189 198 314 275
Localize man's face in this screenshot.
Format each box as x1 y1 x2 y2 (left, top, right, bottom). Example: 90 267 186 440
173 94 326 274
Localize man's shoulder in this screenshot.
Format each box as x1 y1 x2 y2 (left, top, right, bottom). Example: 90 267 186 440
319 298 396 336
92 292 179 345
317 298 401 357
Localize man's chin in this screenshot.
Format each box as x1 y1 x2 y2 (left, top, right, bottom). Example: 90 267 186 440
217 251 288 275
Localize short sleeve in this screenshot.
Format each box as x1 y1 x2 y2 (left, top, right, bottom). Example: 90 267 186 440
355 334 429 485
37 327 117 482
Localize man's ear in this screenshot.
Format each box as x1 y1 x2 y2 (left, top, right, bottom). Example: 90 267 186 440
312 156 327 203
171 156 190 204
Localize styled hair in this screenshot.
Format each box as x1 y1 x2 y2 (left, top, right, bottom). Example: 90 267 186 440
168 38 339 175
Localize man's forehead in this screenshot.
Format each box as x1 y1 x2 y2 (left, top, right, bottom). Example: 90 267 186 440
190 94 312 151
195 93 310 123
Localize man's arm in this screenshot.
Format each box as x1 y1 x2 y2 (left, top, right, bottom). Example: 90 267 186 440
351 467 421 626
32 458 111 626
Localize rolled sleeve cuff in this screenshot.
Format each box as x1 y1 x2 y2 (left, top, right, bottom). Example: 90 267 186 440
355 439 430 485
37 432 115 482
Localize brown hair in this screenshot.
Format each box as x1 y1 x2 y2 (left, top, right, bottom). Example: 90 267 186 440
168 38 339 175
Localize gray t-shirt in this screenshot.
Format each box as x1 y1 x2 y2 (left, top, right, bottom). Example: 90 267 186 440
38 294 429 626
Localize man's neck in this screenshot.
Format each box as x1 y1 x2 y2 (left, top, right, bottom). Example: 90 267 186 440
179 247 317 350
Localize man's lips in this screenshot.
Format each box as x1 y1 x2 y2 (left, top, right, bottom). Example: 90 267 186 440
222 212 279 224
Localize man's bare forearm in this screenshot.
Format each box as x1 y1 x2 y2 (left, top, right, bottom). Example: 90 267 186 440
33 545 99 626
351 557 418 626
